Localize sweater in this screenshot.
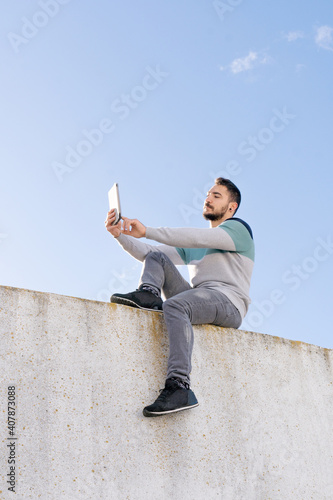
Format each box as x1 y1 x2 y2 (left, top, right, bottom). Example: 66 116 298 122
116 217 255 319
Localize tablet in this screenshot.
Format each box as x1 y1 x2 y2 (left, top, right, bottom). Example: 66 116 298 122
108 183 121 225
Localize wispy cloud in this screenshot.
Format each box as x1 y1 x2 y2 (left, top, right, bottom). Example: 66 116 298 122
315 25 333 51
284 31 305 42
220 51 270 74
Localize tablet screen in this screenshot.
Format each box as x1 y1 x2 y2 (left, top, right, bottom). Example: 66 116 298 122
108 183 121 225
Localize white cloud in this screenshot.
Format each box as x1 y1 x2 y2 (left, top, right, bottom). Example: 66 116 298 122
315 25 333 51
230 51 258 73
284 31 305 42
220 51 270 75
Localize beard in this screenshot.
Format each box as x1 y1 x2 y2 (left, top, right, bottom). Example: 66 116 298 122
203 205 229 221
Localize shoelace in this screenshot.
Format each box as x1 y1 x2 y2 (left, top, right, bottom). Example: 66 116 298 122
156 379 189 401
156 387 173 402
138 285 160 298
169 377 189 390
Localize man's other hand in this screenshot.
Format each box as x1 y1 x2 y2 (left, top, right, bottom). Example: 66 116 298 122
121 217 146 238
105 209 122 238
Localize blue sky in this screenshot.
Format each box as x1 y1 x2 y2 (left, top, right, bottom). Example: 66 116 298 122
1 0 332 348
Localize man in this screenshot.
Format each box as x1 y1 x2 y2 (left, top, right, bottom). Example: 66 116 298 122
104 178 254 417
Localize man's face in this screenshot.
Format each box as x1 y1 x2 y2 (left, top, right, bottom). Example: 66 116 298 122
203 184 232 222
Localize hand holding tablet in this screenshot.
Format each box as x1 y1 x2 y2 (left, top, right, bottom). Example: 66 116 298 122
105 184 146 238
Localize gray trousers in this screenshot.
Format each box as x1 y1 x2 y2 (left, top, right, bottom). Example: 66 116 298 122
139 251 242 385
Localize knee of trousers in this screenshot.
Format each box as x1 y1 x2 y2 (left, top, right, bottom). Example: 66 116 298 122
162 297 190 317
145 250 165 264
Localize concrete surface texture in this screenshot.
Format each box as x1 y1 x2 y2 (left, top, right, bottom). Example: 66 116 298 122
0 285 332 500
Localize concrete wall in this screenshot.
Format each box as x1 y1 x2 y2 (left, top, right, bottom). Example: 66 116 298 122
0 285 332 500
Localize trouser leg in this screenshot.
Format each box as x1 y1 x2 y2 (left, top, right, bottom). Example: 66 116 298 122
138 252 242 386
138 251 191 299
163 288 242 385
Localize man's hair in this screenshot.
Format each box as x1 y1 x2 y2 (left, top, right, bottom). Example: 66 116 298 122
215 177 241 215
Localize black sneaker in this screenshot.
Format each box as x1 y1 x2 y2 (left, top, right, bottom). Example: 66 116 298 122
110 289 163 311
143 378 199 417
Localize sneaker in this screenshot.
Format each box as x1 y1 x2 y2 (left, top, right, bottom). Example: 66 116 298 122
143 378 199 417
110 289 163 311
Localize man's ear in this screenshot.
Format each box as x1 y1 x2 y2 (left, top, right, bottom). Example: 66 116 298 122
229 202 238 213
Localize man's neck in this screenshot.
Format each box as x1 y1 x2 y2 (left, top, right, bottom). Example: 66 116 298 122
210 215 233 228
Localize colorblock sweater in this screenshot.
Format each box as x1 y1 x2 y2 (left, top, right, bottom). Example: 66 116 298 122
116 217 255 319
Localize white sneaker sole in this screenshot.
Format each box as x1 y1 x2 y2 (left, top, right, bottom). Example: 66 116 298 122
143 402 199 417
111 296 163 313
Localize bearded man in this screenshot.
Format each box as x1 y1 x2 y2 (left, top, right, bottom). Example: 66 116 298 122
105 178 255 417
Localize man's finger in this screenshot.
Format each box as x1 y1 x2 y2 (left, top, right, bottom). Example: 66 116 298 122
124 218 133 232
